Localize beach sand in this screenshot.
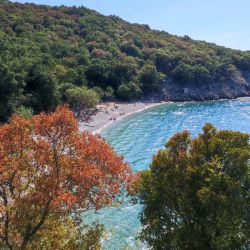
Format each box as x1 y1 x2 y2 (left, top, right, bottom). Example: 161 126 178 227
79 101 166 134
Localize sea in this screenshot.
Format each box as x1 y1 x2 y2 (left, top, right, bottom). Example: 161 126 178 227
87 97 250 249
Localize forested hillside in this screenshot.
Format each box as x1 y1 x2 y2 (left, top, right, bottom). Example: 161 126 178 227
0 0 250 121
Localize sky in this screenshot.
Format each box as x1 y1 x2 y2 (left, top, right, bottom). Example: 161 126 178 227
13 0 250 51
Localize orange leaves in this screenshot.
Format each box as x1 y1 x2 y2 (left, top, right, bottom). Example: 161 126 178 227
0 106 132 248
125 172 141 195
51 190 78 209
33 105 78 141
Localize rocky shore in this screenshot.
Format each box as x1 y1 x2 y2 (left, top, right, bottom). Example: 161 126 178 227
162 72 250 101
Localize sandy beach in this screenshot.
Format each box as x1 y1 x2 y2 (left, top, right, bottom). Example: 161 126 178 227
79 101 166 134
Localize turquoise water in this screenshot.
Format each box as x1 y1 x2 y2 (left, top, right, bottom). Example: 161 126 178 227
90 98 250 249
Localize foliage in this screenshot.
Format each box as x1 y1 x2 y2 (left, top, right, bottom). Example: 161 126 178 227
0 63 18 121
104 85 114 99
137 124 250 249
25 65 59 113
27 215 104 250
120 42 142 57
173 63 211 85
66 86 100 115
140 63 165 93
85 59 109 89
93 86 105 98
117 82 142 100
0 106 132 249
0 1 249 120
15 106 34 119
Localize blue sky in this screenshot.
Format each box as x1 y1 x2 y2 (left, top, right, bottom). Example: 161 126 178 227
13 0 250 51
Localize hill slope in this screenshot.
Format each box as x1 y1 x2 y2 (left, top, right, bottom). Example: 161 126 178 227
0 1 249 120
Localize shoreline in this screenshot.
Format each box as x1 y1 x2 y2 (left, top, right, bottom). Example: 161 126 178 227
79 96 250 135
93 102 168 134
79 101 167 135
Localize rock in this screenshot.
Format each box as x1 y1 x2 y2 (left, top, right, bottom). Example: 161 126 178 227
162 71 250 102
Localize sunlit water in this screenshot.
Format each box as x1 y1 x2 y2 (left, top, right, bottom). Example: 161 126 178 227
87 98 250 249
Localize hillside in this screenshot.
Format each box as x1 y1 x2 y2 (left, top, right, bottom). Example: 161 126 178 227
0 1 250 121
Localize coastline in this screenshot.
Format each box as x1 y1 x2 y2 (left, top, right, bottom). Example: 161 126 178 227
79 101 167 135
79 96 250 135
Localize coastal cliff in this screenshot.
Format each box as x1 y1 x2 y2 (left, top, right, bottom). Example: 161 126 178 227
163 71 250 101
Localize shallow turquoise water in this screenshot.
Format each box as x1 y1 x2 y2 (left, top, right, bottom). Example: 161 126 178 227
89 98 250 249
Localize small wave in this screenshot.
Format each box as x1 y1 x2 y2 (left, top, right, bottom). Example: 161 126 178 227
173 111 185 115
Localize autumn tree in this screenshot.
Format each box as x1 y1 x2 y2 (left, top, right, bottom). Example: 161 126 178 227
27 215 104 250
137 124 250 250
0 106 132 249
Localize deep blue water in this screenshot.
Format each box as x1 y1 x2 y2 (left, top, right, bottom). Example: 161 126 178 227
89 98 250 249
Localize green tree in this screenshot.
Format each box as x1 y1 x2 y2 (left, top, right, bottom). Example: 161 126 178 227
57 82 75 102
134 37 144 49
108 61 138 89
0 63 18 121
117 84 131 100
117 82 142 100
15 106 34 119
140 64 165 94
120 42 142 57
85 59 109 88
105 85 114 99
26 66 59 113
66 86 100 115
155 52 180 74
92 86 105 99
172 62 194 84
234 53 250 71
137 124 250 250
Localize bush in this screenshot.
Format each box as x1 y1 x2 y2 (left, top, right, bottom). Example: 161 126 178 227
93 86 104 98
234 53 250 71
120 42 142 57
15 106 34 118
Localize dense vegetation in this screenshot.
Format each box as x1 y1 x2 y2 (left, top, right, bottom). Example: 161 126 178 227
0 1 250 121
137 124 250 249
0 106 133 249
